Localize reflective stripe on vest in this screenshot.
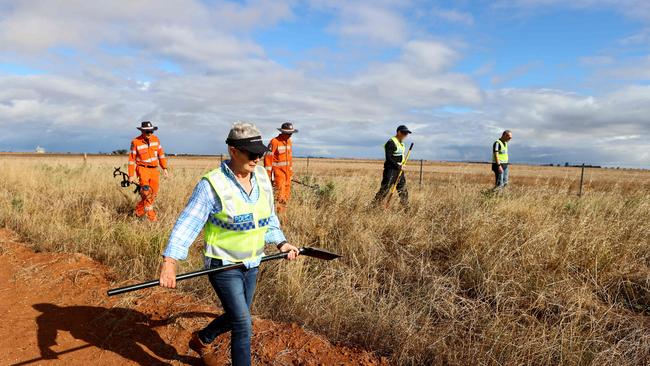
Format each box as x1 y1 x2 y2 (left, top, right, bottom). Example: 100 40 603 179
387 136 405 163
203 165 274 262
136 157 158 164
493 140 509 163
273 161 289 167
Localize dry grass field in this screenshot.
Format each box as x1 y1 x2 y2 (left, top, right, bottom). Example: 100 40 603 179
1 153 650 365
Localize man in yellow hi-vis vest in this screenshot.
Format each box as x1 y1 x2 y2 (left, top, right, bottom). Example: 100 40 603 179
159 122 299 366
373 125 411 206
492 130 512 190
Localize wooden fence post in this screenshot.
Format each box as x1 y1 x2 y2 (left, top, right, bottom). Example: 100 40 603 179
578 163 585 197
419 159 423 188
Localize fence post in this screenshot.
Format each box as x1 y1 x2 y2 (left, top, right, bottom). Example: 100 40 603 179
578 163 585 197
419 159 423 188
306 156 310 177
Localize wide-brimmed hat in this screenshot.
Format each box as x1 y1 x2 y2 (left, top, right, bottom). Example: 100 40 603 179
226 135 269 155
278 122 298 134
137 121 158 132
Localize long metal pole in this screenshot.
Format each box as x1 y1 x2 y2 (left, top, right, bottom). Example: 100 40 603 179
108 252 288 296
107 247 341 296
306 156 310 177
578 163 585 197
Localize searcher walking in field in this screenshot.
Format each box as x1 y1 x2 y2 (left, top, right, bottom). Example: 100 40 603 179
264 122 298 214
128 121 169 221
159 122 299 366
492 130 512 190
373 125 411 207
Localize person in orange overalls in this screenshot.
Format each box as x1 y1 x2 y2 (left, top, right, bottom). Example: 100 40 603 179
264 122 298 213
128 121 169 221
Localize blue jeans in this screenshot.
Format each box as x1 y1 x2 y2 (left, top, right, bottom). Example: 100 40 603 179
492 163 509 188
198 258 258 366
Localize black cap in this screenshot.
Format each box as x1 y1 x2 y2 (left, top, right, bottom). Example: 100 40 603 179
137 121 158 131
226 135 270 155
396 125 411 134
278 122 299 134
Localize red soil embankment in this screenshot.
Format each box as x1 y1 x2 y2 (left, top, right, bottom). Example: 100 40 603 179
0 229 387 366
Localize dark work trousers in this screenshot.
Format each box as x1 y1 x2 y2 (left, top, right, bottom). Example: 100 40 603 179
373 168 408 205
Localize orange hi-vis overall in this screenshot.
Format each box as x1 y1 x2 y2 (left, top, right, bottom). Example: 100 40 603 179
128 134 167 221
264 134 293 212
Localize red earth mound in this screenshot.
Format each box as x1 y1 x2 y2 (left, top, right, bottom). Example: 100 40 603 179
0 229 387 365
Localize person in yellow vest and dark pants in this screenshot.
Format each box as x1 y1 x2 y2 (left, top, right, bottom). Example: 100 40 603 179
492 130 512 190
159 122 299 366
372 125 411 206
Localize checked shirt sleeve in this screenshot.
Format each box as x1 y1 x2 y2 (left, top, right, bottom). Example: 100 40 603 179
263 186 286 246
163 179 217 260
264 213 286 245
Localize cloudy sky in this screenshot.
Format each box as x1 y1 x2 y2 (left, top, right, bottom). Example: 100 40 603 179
1 0 649 167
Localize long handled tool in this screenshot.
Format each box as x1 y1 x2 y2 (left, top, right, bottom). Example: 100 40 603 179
384 142 414 208
113 167 141 194
291 178 320 190
107 247 341 296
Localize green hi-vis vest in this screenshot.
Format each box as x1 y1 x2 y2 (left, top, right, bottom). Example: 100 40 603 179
202 165 274 262
493 139 509 164
387 136 406 163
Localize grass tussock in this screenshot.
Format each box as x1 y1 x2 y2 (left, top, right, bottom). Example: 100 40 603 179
1 155 650 365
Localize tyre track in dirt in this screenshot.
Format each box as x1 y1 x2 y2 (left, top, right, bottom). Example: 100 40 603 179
0 229 388 366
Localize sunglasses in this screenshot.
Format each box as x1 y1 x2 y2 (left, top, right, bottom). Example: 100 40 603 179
237 148 264 161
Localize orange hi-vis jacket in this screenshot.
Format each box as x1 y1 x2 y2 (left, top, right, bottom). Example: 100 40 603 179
128 134 168 178
264 135 293 179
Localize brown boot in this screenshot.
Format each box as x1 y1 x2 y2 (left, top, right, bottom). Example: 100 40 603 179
189 332 221 366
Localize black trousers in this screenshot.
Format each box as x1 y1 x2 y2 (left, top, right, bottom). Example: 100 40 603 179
373 168 408 205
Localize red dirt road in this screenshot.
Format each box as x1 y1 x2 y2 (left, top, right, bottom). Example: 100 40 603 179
0 229 387 365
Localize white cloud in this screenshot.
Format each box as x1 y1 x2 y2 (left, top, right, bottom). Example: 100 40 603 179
0 0 649 167
0 0 290 71
358 40 482 107
0 34 483 157
480 87 650 166
311 1 409 45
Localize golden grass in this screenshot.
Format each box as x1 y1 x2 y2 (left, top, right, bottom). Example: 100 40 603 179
1 154 650 365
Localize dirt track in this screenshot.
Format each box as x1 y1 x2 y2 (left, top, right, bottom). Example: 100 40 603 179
0 229 387 366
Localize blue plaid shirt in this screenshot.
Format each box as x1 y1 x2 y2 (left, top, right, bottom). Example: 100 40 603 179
162 161 287 268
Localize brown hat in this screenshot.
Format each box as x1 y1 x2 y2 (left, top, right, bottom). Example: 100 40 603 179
278 122 298 134
137 121 158 132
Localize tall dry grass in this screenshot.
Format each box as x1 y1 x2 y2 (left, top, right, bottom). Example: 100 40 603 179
1 154 650 365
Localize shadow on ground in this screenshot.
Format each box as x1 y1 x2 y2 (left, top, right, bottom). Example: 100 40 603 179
12 304 210 366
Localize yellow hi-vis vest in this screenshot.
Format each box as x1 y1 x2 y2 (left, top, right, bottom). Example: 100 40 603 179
202 165 274 262
387 136 406 163
493 139 509 164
